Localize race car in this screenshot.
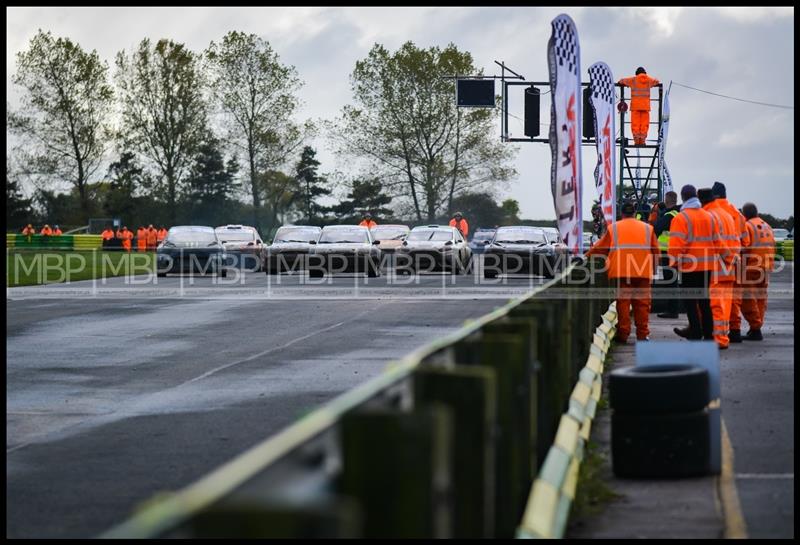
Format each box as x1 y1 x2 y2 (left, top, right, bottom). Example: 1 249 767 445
396 225 472 275
215 224 266 272
264 225 322 274
482 225 568 279
156 226 228 277
309 225 381 278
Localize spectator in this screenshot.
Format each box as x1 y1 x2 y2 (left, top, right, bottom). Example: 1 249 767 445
359 212 377 228
146 224 158 251
449 212 469 238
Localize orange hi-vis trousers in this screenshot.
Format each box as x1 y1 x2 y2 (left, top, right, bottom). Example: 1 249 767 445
742 270 769 330
710 279 734 348
137 238 147 252
616 277 651 341
730 279 744 332
631 110 650 145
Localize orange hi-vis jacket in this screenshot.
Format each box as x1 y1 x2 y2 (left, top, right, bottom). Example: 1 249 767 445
716 198 750 250
22 225 35 235
40 226 53 236
668 207 726 272
618 73 660 111
157 228 168 242
586 218 659 279
136 227 147 248
449 218 469 237
53 227 63 235
704 200 738 282
743 217 775 272
101 229 115 240
146 228 158 246
359 219 377 228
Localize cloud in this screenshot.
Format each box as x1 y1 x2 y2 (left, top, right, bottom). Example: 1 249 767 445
5 6 795 219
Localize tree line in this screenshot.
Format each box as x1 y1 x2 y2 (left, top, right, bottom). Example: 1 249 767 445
7 30 523 236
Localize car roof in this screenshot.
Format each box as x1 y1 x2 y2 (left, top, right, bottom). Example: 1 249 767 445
277 225 321 230
322 224 368 229
411 225 454 231
170 225 214 232
371 224 409 230
215 225 256 231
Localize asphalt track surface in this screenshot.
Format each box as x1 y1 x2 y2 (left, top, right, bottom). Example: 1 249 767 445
7 265 548 538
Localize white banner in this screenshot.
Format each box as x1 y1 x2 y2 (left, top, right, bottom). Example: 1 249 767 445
588 62 616 226
659 84 674 198
547 13 583 254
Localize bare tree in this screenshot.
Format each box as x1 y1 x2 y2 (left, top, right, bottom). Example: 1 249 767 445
205 31 309 230
115 38 208 224
9 30 114 221
328 42 517 222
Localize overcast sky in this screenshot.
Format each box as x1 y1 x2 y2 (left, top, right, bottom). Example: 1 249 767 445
6 6 795 219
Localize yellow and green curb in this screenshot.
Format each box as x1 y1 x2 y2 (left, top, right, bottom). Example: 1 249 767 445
517 302 618 539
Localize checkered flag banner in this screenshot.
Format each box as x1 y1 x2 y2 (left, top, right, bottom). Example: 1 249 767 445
588 62 616 226
548 13 583 254
659 85 674 198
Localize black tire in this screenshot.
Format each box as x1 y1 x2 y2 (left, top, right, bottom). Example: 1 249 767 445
609 365 709 414
612 410 710 478
309 269 324 278
483 270 498 279
157 272 167 278
219 269 227 278
367 263 380 278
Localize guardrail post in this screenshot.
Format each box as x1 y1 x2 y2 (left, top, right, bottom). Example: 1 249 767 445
453 333 529 538
482 318 541 482
507 302 572 467
339 405 454 538
413 366 497 538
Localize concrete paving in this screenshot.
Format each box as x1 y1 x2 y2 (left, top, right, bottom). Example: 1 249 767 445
568 262 794 539
6 269 547 538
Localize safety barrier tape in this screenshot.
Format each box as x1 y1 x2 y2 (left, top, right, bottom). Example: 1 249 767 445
517 301 617 539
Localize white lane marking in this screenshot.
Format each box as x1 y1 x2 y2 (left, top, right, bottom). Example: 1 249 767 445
7 442 31 454
734 473 794 480
180 307 380 387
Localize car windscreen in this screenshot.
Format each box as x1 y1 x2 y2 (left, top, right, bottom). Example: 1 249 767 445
493 228 547 244
274 228 320 243
773 229 788 238
472 231 495 241
372 228 408 241
167 231 217 243
216 230 254 242
407 230 452 242
318 229 368 243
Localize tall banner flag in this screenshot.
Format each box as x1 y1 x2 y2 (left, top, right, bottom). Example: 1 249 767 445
547 14 583 254
659 83 674 198
588 62 616 226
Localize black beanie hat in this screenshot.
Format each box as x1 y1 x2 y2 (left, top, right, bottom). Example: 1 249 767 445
712 181 727 198
635 67 646 75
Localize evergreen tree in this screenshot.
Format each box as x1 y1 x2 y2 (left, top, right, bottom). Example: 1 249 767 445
331 177 393 223
294 146 331 223
184 137 240 225
6 169 34 229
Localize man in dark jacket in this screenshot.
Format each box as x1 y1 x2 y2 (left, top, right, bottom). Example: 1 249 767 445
654 190 681 318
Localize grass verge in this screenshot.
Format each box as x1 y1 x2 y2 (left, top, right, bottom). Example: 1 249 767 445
6 250 155 287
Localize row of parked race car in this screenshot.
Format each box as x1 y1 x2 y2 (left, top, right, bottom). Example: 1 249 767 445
155 223 570 278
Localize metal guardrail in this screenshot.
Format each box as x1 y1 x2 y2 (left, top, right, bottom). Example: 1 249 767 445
103 263 612 539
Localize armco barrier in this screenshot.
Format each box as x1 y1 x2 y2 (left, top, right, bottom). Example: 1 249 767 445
6 234 103 250
102 262 614 539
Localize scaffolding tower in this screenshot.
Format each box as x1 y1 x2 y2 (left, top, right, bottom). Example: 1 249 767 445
616 83 664 213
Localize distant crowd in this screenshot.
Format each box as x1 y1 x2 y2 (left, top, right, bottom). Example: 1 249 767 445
100 225 169 252
19 223 169 252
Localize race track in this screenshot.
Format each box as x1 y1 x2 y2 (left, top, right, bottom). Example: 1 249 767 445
7 267 546 538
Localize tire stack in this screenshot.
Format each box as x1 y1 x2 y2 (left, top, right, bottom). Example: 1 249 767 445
609 365 711 478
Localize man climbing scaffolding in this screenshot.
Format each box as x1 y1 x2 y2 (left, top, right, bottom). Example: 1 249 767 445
618 67 660 146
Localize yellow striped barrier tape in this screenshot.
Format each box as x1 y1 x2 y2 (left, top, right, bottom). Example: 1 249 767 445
517 302 617 539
